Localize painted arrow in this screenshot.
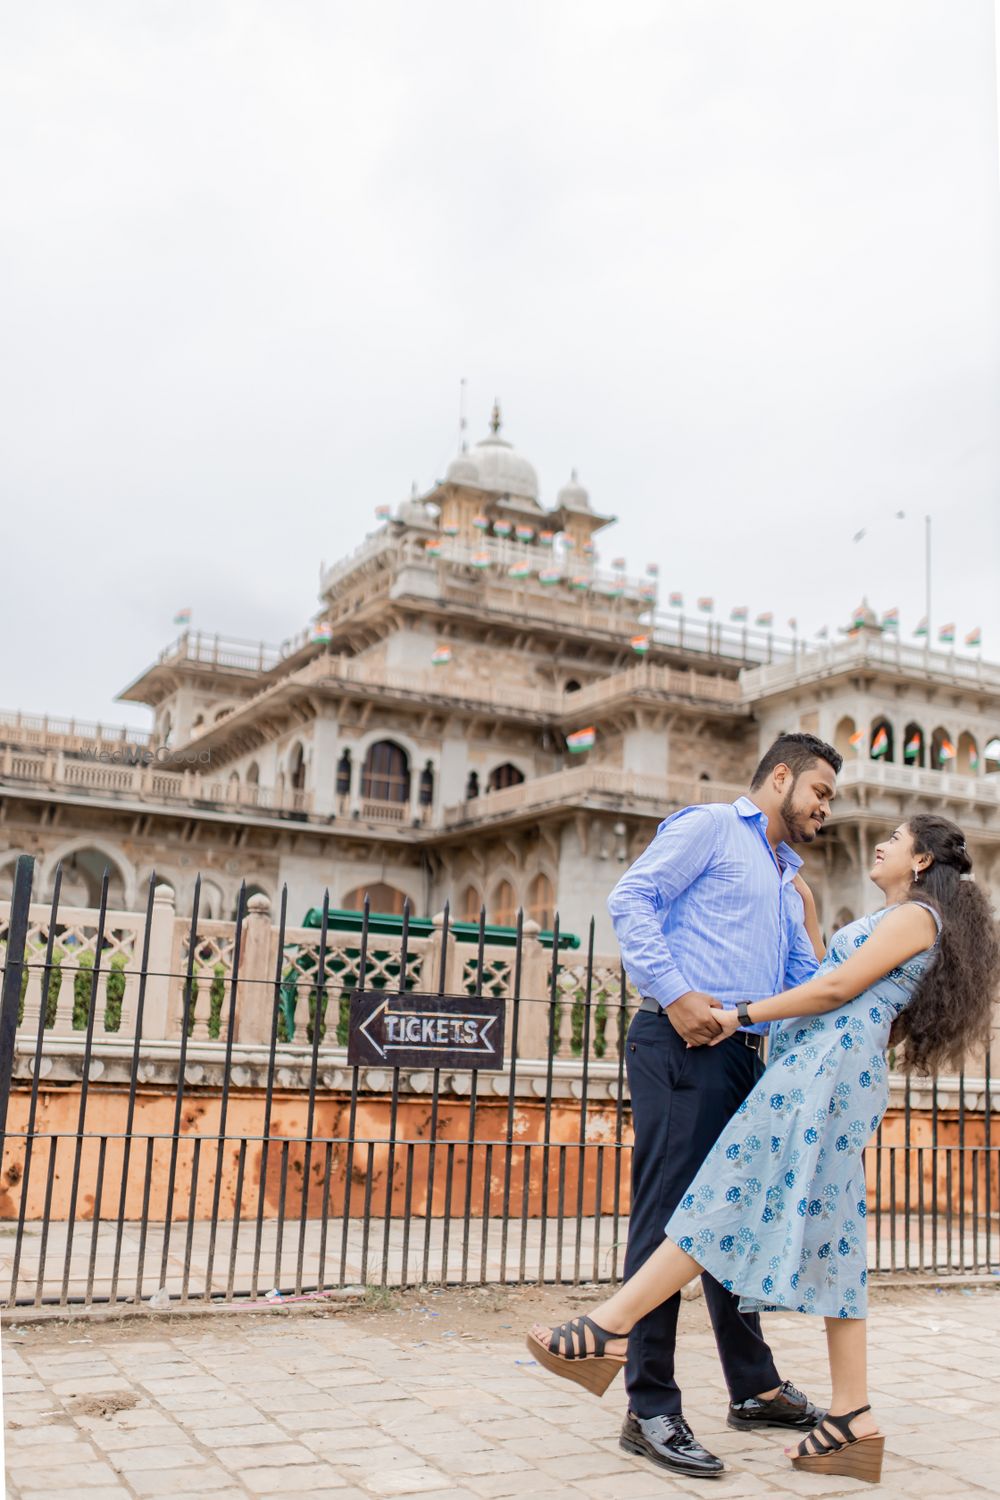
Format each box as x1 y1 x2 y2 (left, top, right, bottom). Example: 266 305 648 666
359 999 499 1060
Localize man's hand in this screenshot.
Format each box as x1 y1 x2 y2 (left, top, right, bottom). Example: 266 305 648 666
663 990 725 1045
707 1006 741 1045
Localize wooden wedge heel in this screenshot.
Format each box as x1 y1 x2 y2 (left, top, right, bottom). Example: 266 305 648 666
789 1404 885 1484
525 1315 627 1397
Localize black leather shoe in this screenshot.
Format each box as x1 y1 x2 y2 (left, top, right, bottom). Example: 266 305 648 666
727 1379 826 1431
620 1410 725 1478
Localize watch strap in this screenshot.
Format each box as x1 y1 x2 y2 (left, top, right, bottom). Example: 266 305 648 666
736 1000 753 1028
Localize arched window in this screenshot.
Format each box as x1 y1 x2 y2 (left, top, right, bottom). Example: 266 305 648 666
465 770 480 801
564 679 581 694
228 770 240 801
336 750 352 797
986 736 1000 774
287 742 306 791
361 740 410 803
527 873 554 928
902 723 924 768
834 716 858 759
419 760 435 807
342 882 409 916
930 726 955 772
488 763 525 792
869 717 894 762
957 732 979 776
54 847 128 909
698 771 711 782
489 878 518 927
162 712 174 747
460 884 482 923
246 761 260 786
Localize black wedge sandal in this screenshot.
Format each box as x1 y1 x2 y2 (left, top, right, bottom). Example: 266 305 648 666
525 1315 627 1397
789 1404 885 1484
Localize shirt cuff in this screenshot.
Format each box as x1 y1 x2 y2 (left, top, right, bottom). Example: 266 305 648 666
643 973 693 1008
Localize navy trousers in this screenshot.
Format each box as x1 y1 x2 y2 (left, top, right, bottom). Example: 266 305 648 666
623 1007 781 1418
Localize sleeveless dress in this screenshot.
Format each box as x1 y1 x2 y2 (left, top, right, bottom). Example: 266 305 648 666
663 903 940 1319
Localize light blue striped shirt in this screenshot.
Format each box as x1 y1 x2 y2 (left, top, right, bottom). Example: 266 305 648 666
608 797 819 1033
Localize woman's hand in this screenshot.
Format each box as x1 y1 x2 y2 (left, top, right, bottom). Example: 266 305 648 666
707 1006 741 1045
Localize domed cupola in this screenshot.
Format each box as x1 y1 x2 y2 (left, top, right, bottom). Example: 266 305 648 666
556 469 591 513
445 447 480 486
463 402 540 502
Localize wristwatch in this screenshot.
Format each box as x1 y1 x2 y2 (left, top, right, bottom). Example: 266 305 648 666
736 1000 754 1028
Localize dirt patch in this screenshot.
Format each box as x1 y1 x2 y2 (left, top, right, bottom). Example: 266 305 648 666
66 1391 141 1420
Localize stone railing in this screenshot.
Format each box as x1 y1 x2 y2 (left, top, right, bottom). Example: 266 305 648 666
838 760 1000 807
0 711 152 754
443 767 744 827
741 634 1000 695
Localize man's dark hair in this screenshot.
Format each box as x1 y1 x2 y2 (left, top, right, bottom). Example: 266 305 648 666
749 732 842 790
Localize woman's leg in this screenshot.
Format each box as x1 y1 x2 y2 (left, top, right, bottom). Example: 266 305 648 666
784 1317 879 1455
531 1238 702 1356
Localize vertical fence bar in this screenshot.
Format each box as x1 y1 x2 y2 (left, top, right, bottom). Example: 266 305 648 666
611 965 629 1283
380 899 407 1288
420 902 448 1285
160 876 202 1293
537 916 561 1284
109 875 156 1305
338 897 369 1288
984 1048 992 1272
0 854 34 1142
498 911 524 1285
204 883 246 1300
252 885 288 1299
84 1136 109 1305
931 1069 939 1272
297 889 329 1295
573 919 595 1284
958 1064 967 1272
227 1138 248 1300
459 909 486 1284
903 1071 912 1271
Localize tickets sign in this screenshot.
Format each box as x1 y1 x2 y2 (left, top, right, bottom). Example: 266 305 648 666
347 990 505 1071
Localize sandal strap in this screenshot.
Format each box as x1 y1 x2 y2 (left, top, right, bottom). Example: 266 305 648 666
548 1315 617 1360
797 1404 872 1457
821 1405 872 1444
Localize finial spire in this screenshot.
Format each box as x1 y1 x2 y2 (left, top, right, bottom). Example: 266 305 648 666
489 399 502 435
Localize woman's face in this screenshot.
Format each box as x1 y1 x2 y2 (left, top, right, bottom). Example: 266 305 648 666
871 823 923 891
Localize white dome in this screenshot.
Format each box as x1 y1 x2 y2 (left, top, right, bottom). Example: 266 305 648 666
557 469 591 511
446 451 479 484
459 402 539 501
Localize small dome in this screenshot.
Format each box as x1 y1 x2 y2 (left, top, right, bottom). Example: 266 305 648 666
557 469 590 511
850 598 878 629
446 450 479 485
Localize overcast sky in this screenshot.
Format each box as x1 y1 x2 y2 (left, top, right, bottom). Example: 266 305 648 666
2 1 999 728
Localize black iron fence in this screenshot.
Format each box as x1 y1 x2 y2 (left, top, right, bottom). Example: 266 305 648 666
0 854 996 1310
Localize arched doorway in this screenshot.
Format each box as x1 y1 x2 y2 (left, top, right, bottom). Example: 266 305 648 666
459 884 482 923
930 726 955 771
488 763 525 792
361 741 411 804
868 717 893 762
527 873 555 928
488 879 518 927
342 882 409 916
834 716 858 759
957 732 979 775
902 723 924 767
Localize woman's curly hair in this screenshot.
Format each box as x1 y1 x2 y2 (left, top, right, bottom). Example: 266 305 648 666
889 813 1000 1074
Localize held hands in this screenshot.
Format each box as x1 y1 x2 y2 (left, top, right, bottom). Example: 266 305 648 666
665 990 725 1046
707 1005 741 1046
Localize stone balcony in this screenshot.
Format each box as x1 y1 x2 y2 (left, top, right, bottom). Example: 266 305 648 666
742 634 1000 695
442 767 745 830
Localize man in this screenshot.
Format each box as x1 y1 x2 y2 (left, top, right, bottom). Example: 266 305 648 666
608 732 842 1478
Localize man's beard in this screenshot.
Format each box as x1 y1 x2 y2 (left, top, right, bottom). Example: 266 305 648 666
780 787 819 843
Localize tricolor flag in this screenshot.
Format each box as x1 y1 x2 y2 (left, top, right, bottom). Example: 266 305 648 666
646 563 660 577
431 645 452 666
913 617 928 638
493 520 512 537
870 726 890 759
472 514 489 531
904 733 922 761
582 541 595 557
539 568 561 585
730 606 748 622
639 581 657 600
938 623 955 645
508 561 531 580
969 746 980 770
965 627 982 648
881 607 899 630
668 591 683 608
471 551 490 569
697 596 714 613
566 726 596 753
570 574 590 591
756 611 773 627
442 522 459 537
938 738 956 763
538 530 555 547
375 504 391 521
425 538 443 557
515 525 535 542
611 557 626 571
173 607 192 626
788 617 798 631
849 729 865 749
630 634 650 654
600 583 624 599
310 620 332 643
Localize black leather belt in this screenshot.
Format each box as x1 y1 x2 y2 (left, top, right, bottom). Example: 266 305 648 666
638 995 765 1055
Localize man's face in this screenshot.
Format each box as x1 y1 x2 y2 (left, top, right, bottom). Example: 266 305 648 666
778 759 837 843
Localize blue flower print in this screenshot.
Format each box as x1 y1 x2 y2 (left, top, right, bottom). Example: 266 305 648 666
784 1170 796 1188
857 1200 867 1218
761 1206 774 1223
804 1126 818 1145
868 1007 881 1023
835 1082 851 1099
698 1185 714 1201
736 1100 749 1113
681 1193 695 1210
677 1236 694 1253
808 1199 822 1217
860 1269 867 1285
745 1134 761 1151
770 1136 781 1154
817 1242 831 1259
726 1144 740 1160
797 1198 807 1217
782 1054 798 1068
762 1275 774 1294
720 1235 735 1252
769 1255 782 1270
840 1034 854 1050
721 1279 734 1291
836 1135 849 1152
794 1028 807 1044
859 1071 872 1088
769 1093 785 1109
746 1178 762 1196
835 1016 848 1029
790 1271 800 1289
853 932 869 947
725 1187 741 1203
838 1237 850 1255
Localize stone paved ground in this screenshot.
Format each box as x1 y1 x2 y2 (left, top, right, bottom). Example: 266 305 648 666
3 1283 1000 1499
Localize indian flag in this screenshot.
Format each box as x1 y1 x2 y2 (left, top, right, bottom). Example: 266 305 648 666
870 726 890 758
600 584 624 599
646 563 660 577
639 581 657 600
913 617 928 637
904 734 921 761
472 514 489 531
570 575 590 591
538 530 555 547
310 621 332 643
375 504 391 520
668 591 683 608
630 634 650 654
849 729 864 750
730 606 748 622
969 746 980 770
515 525 534 542
431 645 452 666
442 522 459 536
539 568 561 585
508 561 531 580
471 551 490 570
173 607 192 626
566 726 596 753
881 607 899 630
938 623 955 645
611 557 626 571
965 626 982 648
938 738 956 763
756 611 773 627
697 597 714 613
493 520 512 537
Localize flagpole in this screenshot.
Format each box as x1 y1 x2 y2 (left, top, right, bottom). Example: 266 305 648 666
924 513 932 654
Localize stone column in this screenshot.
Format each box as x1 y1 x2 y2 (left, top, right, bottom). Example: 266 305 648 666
234 894 276 1044
515 920 553 1061
141 884 176 1040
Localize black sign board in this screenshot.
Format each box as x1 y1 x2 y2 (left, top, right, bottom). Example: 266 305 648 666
347 989 506 1071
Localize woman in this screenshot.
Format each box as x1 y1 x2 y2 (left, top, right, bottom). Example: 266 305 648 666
527 815 998 1483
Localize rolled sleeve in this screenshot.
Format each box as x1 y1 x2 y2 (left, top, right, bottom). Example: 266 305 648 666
608 806 718 1006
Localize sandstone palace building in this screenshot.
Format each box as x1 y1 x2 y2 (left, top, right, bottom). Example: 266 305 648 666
2 407 999 941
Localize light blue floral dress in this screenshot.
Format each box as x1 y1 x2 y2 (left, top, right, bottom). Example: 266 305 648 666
664 903 940 1319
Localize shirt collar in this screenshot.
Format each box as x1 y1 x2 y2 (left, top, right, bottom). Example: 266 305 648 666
732 796 803 874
